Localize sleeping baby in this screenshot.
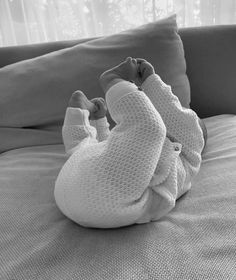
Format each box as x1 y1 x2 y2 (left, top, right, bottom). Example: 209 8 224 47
54 57 205 228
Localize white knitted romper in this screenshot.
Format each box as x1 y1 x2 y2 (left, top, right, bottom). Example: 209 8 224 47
54 74 204 228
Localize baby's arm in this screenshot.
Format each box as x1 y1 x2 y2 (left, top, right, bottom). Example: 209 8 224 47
89 97 110 142
141 72 204 178
135 58 204 180
62 107 98 155
63 90 110 153
90 117 110 142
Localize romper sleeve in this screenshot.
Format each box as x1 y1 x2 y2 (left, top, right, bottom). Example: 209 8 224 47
142 74 205 184
90 117 110 142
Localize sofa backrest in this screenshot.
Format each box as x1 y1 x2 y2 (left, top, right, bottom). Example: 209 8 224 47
179 25 236 118
0 25 235 118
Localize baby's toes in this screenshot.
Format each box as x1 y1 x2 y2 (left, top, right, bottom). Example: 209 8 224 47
122 57 138 80
116 57 137 74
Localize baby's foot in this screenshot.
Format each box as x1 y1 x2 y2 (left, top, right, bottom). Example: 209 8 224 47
99 57 138 93
68 90 95 113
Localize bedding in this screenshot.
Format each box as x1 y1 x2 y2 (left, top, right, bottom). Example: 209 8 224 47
1 114 236 279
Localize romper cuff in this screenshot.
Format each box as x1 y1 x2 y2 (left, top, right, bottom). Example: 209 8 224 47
63 107 90 126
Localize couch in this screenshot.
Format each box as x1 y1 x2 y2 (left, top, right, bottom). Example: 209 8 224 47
1 16 236 279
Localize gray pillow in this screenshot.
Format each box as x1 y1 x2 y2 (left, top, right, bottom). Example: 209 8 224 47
0 15 190 129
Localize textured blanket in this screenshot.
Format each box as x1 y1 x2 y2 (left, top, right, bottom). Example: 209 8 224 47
0 114 236 279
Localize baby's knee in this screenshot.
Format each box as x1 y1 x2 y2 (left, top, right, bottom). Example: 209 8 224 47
144 113 167 143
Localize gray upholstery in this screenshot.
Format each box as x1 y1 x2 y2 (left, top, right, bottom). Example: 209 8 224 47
0 25 236 117
179 25 236 118
1 25 236 280
1 115 236 279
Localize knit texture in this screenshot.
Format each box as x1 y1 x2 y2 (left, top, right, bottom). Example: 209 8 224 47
54 75 204 228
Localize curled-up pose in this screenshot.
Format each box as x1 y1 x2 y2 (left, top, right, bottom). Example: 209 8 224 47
54 57 205 228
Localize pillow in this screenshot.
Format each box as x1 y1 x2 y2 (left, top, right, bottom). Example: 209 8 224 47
0 15 190 130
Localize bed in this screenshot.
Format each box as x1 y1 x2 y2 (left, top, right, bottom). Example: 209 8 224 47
1 16 236 279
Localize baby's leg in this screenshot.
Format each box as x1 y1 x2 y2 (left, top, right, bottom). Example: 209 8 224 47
55 60 167 228
87 83 167 227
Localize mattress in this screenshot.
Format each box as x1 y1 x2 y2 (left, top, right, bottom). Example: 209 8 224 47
1 114 236 279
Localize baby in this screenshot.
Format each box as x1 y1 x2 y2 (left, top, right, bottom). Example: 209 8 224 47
54 57 205 228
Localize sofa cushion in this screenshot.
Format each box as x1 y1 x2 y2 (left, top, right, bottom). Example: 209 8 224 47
179 25 236 118
0 15 190 130
1 115 236 279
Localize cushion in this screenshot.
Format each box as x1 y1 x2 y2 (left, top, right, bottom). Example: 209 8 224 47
1 114 236 279
179 25 236 118
0 15 190 130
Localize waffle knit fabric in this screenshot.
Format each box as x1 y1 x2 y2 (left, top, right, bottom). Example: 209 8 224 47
54 74 204 228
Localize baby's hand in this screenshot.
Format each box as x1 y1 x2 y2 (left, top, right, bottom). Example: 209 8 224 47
100 57 138 93
68 91 107 120
136 58 155 85
90 97 107 120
